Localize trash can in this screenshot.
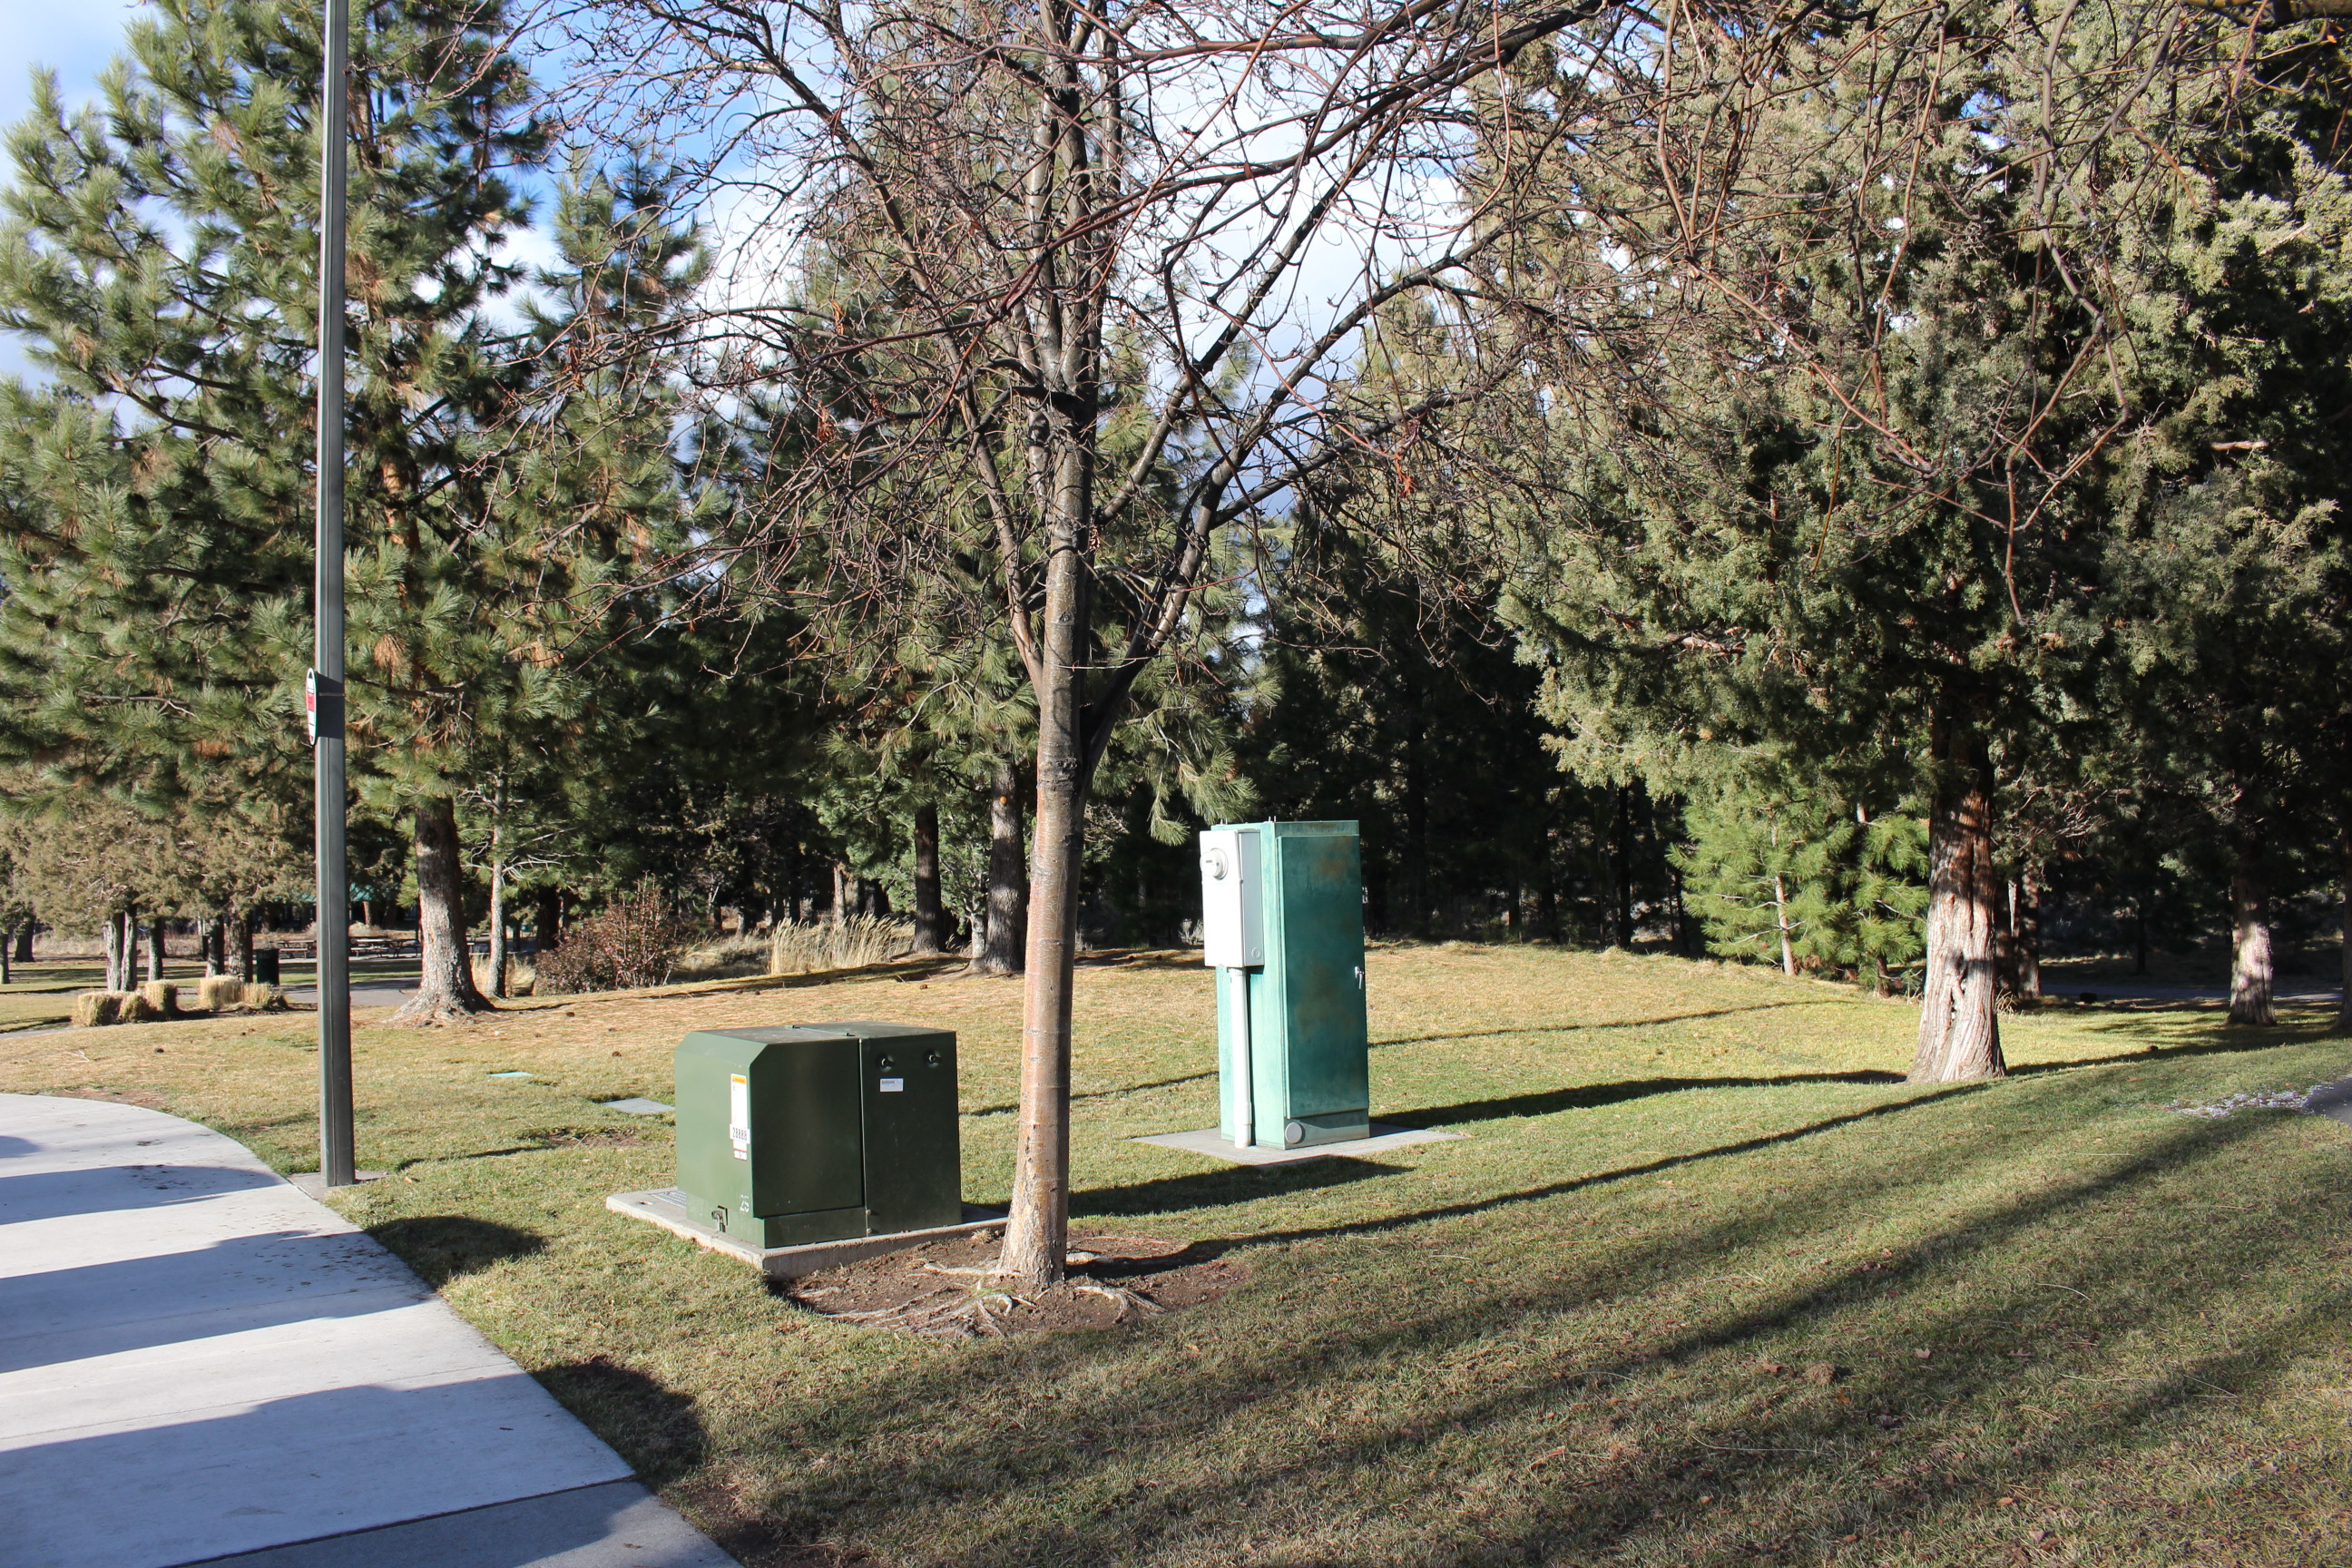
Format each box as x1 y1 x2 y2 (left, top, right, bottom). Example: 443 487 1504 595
252 947 280 986
672 1022 961 1249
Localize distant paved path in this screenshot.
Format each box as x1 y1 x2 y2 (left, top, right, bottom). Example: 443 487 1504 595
0 1093 737 1568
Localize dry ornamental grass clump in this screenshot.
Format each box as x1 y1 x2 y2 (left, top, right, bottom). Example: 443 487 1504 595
766 916 911 976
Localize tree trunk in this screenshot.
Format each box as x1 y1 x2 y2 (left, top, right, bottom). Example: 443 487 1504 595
2340 828 2350 1032
124 907 141 994
534 885 560 954
392 797 489 1024
13 921 30 964
1612 785 1636 949
2132 898 2150 976
2228 855 2276 1026
1536 818 1560 942
974 759 1028 975
485 850 508 1000
1404 723 1430 936
1774 872 1797 975
998 436 1094 1293
1994 877 2019 1000
1912 712 2005 1082
2016 867 2043 1003
231 911 254 981
147 919 166 982
911 804 945 956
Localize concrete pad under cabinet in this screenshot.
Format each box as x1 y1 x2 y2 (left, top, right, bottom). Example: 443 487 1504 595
608 1188 1008 1277
1132 1122 1464 1166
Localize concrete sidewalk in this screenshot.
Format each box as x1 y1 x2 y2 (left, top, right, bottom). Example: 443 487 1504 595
0 1093 738 1568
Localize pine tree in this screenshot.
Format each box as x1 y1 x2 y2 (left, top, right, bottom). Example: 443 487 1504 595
1678 782 1926 990
0 1 706 1023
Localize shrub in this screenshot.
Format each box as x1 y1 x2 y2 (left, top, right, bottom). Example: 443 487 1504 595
242 984 284 1011
768 916 914 976
120 992 159 1023
140 981 179 1014
535 887 684 995
196 976 243 1010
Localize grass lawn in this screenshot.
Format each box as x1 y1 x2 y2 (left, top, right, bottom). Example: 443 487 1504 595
5 943 2350 1566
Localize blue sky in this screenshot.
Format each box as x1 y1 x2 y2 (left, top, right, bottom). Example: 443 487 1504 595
0 0 133 378
1 0 125 127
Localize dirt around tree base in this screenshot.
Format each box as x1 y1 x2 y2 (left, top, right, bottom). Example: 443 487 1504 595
777 1230 1245 1340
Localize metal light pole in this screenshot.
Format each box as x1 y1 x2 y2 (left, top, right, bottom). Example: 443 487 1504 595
312 0 355 1189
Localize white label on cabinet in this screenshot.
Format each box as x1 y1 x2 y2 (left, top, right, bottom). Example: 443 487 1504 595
728 1073 750 1158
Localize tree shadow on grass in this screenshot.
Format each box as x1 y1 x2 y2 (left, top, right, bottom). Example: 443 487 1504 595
967 1066 1218 1118
368 1215 544 1289
968 1024 1887 1122
2006 1011 2352 1078
1387 1071 1907 1127
1372 1001 1820 1048
1073 1158 1409 1220
692 1104 2349 1568
1181 1083 1984 1250
537 1355 709 1487
1073 1085 1972 1237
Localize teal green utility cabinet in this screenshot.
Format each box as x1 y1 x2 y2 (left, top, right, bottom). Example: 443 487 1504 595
1199 819 1368 1149
673 1021 960 1248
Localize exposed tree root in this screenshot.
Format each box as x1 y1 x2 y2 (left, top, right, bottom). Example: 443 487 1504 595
387 991 495 1027
1073 1283 1164 1319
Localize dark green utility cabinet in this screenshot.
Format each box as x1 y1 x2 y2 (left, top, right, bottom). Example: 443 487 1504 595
673 1021 960 1249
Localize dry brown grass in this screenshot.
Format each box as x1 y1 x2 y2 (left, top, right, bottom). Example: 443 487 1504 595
5 943 2348 1567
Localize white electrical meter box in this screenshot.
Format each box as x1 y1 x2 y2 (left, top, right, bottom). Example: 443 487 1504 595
1198 826 1265 968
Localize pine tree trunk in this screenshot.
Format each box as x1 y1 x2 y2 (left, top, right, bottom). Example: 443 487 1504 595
2132 899 2150 976
393 797 489 1024
975 759 1028 975
2337 827 2350 1032
1404 719 1430 936
1994 878 2019 1000
534 886 561 955
103 912 121 993
1774 873 1796 975
998 442 1093 1294
1537 818 1560 942
911 804 944 956
2339 827 2350 1032
13 921 30 965
2017 867 2043 1003
147 919 165 982
2227 855 2276 1026
1612 785 1634 949
1912 712 2004 1082
124 907 141 993
486 852 508 1000
231 911 253 981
